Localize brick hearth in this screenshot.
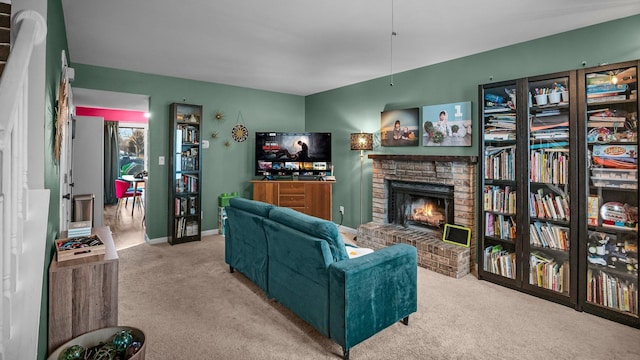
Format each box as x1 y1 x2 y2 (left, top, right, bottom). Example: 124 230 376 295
356 155 477 278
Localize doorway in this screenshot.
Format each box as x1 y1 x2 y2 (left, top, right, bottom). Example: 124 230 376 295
72 88 150 250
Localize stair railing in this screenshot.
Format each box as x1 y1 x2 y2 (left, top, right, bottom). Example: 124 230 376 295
0 9 48 360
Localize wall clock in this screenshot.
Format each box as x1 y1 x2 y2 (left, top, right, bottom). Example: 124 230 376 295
231 124 248 142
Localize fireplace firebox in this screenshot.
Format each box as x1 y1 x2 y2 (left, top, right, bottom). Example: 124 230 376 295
388 180 454 229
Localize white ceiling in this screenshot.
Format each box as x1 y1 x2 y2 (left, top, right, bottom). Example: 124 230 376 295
61 0 640 96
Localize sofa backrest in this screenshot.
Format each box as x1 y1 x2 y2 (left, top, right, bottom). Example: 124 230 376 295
268 207 349 262
228 197 274 217
262 217 334 336
225 197 275 293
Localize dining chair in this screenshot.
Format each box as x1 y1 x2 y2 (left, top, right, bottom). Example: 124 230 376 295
115 179 142 217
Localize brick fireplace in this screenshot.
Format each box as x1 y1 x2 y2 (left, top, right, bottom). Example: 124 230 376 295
356 155 477 278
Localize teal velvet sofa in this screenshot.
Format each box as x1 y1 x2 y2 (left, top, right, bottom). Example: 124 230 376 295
225 197 418 359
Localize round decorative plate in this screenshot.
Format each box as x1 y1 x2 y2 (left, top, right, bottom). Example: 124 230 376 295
232 124 248 142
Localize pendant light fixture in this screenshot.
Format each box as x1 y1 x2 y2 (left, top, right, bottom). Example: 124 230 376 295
390 0 397 86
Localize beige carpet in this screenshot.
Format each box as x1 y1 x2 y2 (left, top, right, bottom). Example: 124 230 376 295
117 235 640 359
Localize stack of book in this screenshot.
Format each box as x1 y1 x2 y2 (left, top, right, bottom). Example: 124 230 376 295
587 108 628 127
68 221 91 237
484 114 516 140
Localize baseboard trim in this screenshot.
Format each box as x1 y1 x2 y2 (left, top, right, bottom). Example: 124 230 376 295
145 229 220 245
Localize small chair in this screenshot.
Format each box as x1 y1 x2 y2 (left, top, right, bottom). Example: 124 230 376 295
115 179 142 216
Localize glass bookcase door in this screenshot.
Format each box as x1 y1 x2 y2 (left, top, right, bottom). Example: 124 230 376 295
479 82 519 280
525 74 574 301
583 63 638 321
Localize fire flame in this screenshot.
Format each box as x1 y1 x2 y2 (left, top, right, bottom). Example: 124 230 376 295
411 202 444 225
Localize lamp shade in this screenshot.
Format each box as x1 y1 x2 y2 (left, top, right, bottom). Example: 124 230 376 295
350 133 373 151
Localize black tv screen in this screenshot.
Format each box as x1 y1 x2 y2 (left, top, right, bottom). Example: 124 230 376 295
255 132 332 176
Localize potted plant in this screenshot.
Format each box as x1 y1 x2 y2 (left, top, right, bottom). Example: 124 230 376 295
423 121 434 138
432 130 445 144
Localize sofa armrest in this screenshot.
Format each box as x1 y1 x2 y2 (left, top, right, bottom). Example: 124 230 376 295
328 244 417 350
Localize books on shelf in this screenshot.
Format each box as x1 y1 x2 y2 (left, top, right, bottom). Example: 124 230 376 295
529 251 569 293
587 269 638 314
529 221 570 250
484 106 513 114
485 213 516 240
587 95 627 103
530 188 570 221
483 245 516 279
484 145 516 180
530 114 569 131
529 149 569 184
484 185 516 214
175 217 199 238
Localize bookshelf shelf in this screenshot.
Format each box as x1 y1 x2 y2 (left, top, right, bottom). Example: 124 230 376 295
168 103 203 245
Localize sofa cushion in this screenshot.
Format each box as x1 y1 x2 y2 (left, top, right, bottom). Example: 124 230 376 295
268 207 349 262
229 197 274 217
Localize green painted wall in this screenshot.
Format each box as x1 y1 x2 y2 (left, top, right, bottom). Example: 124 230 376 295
305 14 640 229
70 66 305 239
41 1 68 359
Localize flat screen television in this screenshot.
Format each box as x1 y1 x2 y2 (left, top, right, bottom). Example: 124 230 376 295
255 132 332 176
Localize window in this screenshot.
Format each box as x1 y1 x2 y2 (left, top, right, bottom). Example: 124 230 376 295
118 125 146 177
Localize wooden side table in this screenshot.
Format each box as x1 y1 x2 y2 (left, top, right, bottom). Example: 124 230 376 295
48 226 119 354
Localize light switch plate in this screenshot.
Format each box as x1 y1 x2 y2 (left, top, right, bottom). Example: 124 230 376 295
159 156 165 165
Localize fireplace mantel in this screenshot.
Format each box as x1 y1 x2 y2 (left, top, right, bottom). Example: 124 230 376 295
368 154 478 163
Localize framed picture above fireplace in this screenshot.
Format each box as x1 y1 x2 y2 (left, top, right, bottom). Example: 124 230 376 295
380 108 420 147
422 101 472 146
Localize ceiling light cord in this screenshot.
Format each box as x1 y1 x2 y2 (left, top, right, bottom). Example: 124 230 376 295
390 0 396 86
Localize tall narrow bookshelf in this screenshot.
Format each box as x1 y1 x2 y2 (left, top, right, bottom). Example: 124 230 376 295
578 61 639 327
168 103 202 245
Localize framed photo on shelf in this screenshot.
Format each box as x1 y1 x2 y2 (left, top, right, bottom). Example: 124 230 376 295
422 101 472 146
380 108 420 147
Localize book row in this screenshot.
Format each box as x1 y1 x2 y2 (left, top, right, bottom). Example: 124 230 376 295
529 252 570 293
485 213 516 240
483 185 516 214
176 154 199 172
176 174 198 193
484 145 515 181
529 221 570 251
483 245 516 279
530 149 569 185
174 195 198 217
529 189 570 221
174 217 199 239
177 125 199 144
587 269 638 314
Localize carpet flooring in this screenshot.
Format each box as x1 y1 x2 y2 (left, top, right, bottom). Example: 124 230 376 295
117 235 640 359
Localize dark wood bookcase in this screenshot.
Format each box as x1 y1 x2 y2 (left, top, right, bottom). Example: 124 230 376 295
168 103 202 245
478 61 639 328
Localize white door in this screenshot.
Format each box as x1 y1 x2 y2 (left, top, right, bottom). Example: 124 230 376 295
72 116 104 227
